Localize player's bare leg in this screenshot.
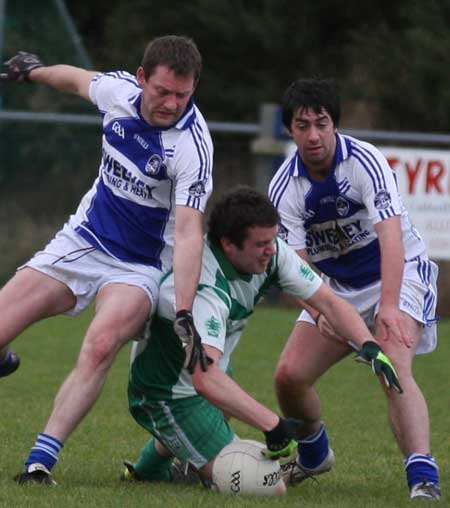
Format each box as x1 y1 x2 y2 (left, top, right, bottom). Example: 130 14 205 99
44 283 151 441
0 268 75 378
0 268 76 343
16 283 151 485
377 314 429 454
275 321 349 435
375 312 440 499
275 321 349 486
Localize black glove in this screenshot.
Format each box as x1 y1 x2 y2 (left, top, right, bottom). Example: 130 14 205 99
262 417 303 460
174 310 213 374
3 51 44 81
355 341 403 393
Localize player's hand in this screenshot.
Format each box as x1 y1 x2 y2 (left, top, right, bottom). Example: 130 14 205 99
174 310 213 374
2 51 44 81
355 341 403 393
262 417 303 460
376 304 413 348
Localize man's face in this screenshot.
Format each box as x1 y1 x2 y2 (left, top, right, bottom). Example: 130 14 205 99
290 107 337 174
137 64 195 127
223 225 278 275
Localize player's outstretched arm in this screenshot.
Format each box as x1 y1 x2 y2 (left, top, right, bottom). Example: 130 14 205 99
192 346 301 459
2 51 43 81
306 283 374 348
306 283 402 392
3 51 97 101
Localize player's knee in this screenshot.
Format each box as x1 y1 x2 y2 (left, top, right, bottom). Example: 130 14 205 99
274 361 308 391
81 330 122 371
378 345 413 378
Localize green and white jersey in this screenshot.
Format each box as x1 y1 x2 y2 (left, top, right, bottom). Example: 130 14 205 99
130 236 322 400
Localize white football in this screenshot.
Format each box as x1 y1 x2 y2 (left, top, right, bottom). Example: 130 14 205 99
212 439 286 496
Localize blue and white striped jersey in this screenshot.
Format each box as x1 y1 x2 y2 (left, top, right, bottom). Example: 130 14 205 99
269 134 426 288
68 71 213 270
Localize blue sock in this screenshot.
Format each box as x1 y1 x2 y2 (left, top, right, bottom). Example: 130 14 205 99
24 433 64 472
404 453 440 489
298 424 329 468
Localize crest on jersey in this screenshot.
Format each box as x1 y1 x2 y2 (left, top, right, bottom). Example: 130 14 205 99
374 189 392 210
336 196 350 217
278 223 289 242
205 316 221 338
145 154 163 176
189 180 206 197
300 264 315 282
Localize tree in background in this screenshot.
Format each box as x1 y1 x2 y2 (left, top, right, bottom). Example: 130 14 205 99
62 0 408 124
347 0 450 131
4 0 449 131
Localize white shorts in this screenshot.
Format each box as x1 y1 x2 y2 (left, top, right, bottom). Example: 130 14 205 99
298 257 438 354
21 224 164 316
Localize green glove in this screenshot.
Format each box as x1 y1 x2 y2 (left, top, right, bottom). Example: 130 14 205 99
355 341 403 393
262 418 302 460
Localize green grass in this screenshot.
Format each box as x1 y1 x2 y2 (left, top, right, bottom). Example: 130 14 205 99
1 307 448 507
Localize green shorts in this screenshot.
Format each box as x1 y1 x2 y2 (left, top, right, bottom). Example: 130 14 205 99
129 384 235 468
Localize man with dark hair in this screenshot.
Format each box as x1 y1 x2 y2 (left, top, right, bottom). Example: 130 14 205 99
1 35 213 485
141 36 202 83
280 78 340 130
122 186 400 489
207 186 280 247
269 78 440 500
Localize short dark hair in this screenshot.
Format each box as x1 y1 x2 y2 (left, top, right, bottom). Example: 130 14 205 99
281 78 340 129
141 35 202 83
208 186 280 249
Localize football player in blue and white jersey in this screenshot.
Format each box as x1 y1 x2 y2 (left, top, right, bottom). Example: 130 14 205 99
1 36 213 485
269 78 440 500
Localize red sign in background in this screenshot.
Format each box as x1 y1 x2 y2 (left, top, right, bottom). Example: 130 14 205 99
383 147 450 260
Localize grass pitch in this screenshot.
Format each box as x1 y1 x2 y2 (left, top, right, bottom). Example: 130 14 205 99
0 306 448 508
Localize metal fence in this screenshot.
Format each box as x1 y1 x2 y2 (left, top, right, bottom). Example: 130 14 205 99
2 107 450 146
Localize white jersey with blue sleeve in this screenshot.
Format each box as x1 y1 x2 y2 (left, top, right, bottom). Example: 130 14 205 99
68 71 213 271
269 133 427 288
